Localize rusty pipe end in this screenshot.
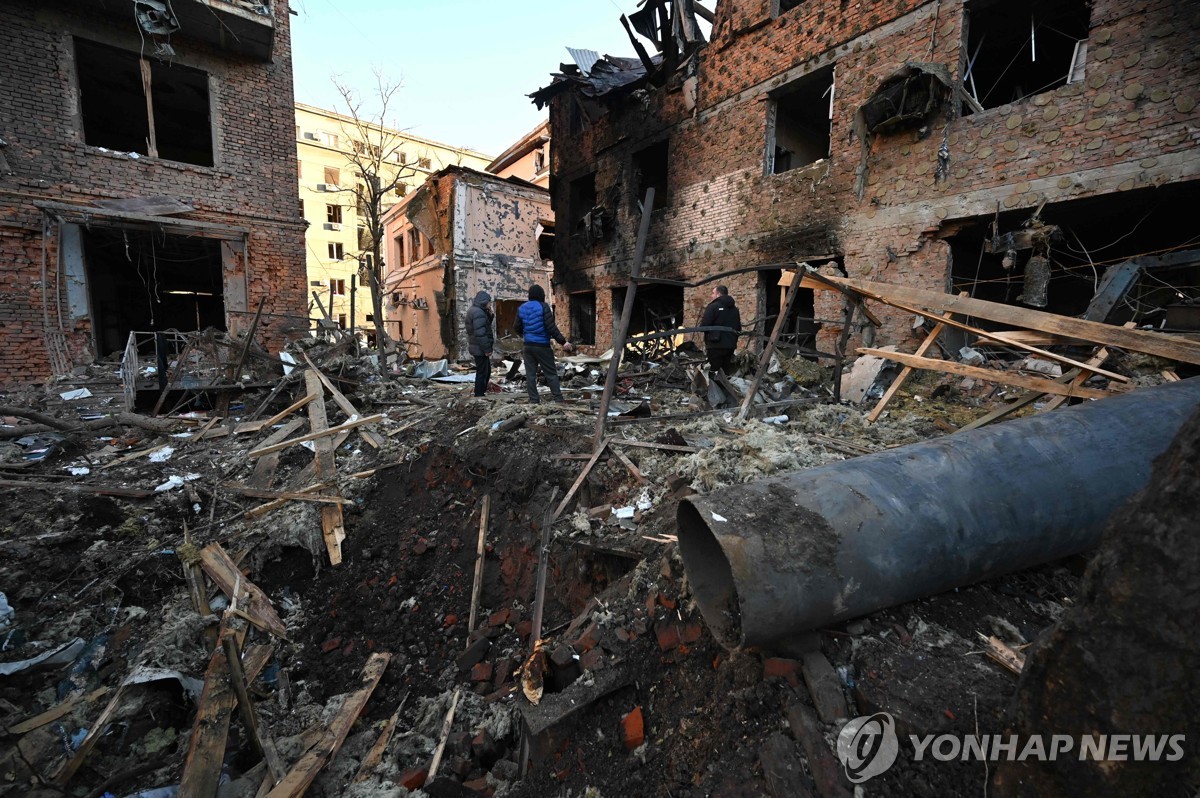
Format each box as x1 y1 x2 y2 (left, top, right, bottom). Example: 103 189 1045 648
677 498 744 650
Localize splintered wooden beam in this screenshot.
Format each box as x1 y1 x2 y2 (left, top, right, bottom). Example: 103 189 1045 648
245 414 385 459
265 652 391 798
300 352 386 449
225 485 351 505
235 393 316 434
867 296 963 423
611 447 647 484
552 441 608 523
858 348 1116 400
248 418 306 490
178 627 238 798
198 543 288 638
352 691 408 784
6 687 111 736
304 370 346 566
832 275 1200 365
425 688 462 785
468 495 490 635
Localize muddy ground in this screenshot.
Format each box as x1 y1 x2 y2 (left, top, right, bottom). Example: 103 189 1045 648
0 346 1183 797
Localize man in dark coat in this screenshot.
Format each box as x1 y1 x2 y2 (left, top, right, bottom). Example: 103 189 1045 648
513 284 574 403
465 290 494 397
699 285 741 375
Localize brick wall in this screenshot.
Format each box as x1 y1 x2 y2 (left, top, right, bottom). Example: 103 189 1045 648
0 0 307 386
549 0 1200 357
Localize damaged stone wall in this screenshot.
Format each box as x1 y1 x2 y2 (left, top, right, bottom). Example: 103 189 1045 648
547 0 1200 356
0 0 307 385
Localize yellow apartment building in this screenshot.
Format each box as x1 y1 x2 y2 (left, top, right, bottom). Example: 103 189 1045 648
295 102 492 337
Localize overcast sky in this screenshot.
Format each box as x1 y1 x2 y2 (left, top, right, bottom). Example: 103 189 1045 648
290 0 641 157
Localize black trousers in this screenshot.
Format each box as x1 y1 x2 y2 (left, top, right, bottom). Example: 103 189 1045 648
473 354 491 397
522 345 563 402
707 347 734 375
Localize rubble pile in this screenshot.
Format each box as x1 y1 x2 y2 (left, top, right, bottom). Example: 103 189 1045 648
0 325 1195 798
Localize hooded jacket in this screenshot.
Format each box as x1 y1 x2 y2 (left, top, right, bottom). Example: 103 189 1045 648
514 284 566 347
699 294 741 350
465 291 494 356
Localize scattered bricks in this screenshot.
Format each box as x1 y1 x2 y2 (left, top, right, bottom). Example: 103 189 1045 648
549 644 576 669
786 703 853 798
320 637 342 654
488 608 514 627
644 592 659 617
471 729 502 767
515 619 533 640
655 622 681 652
680 621 702 645
462 777 492 794
471 661 494 683
621 706 645 751
448 757 473 780
443 613 459 628
573 621 601 653
398 768 428 790
492 658 514 689
657 593 677 610
800 651 850 724
587 504 612 518
763 657 801 685
579 647 605 671
456 636 491 673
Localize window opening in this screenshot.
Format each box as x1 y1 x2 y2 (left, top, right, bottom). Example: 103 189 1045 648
767 65 834 174
570 291 597 346
632 139 670 207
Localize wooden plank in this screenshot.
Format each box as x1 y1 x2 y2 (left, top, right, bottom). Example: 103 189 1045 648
850 290 1127 382
6 687 110 736
609 440 700 454
552 441 608 523
738 268 806 421
179 626 238 798
198 543 288 639
52 682 129 786
246 414 385 459
1041 345 1113 412
300 352 386 449
977 330 1089 347
101 443 171 470
611 447 647 484
352 692 408 784
235 393 316 434
834 276 1200 365
858 348 1115 400
265 653 391 798
425 688 461 786
305 370 346 566
468 495 490 635
0 480 155 498
867 297 962 423
225 485 351 505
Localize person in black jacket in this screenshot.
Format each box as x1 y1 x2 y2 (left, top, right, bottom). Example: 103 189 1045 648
465 290 494 397
699 285 741 375
513 284 574 403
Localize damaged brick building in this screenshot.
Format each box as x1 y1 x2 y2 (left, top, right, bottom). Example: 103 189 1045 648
535 0 1200 356
0 0 307 386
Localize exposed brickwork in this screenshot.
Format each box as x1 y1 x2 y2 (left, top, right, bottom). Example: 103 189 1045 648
0 0 307 385
548 0 1200 356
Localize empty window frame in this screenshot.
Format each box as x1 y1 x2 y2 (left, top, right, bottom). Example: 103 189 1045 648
338 313 347 329
568 172 596 234
394 234 407 267
417 157 432 169
963 0 1091 112
75 38 213 166
767 65 834 174
327 242 344 260
773 0 806 16
632 139 670 207
326 204 342 224
318 131 339 147
330 279 346 295
570 291 597 346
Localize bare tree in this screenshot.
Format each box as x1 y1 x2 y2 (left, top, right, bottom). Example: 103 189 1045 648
331 70 416 368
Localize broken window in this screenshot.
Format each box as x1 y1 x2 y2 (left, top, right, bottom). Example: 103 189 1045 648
632 139 670 207
538 221 556 262
534 149 546 174
324 167 340 187
75 38 213 166
568 173 596 235
570 292 597 346
326 204 342 224
962 0 1091 112
495 300 523 339
767 65 834 174
418 157 432 169
773 0 806 16
612 284 684 342
82 227 225 355
327 242 344 260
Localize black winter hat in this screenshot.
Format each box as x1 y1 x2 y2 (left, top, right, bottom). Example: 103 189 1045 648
528 284 546 301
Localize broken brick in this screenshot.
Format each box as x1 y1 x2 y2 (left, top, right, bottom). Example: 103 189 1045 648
657 593 677 610
574 621 601 653
443 613 458 628
320 637 342 654
579 647 605 671
515 619 533 640
622 706 645 751
456 636 491 672
680 621 702 644
488 607 514 627
549 644 576 668
398 767 428 790
470 661 493 683
763 657 800 685
655 622 680 652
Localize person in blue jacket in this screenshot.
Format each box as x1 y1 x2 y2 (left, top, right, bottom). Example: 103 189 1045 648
513 284 574 403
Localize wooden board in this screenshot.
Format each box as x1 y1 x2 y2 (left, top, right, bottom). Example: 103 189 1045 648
248 418 306 489
858 348 1116 400
198 543 288 638
246 414 385 459
300 352 386 449
235 394 316 434
6 688 111 736
834 276 1200 365
265 653 391 798
178 629 238 798
867 299 960 423
304 370 346 566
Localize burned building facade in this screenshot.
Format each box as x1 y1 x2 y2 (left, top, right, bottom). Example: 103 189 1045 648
381 166 553 360
0 0 307 386
537 0 1200 356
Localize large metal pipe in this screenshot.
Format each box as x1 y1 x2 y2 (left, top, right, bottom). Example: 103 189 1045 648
677 378 1200 650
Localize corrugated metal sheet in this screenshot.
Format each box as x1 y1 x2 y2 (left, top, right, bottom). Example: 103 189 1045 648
566 47 600 76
